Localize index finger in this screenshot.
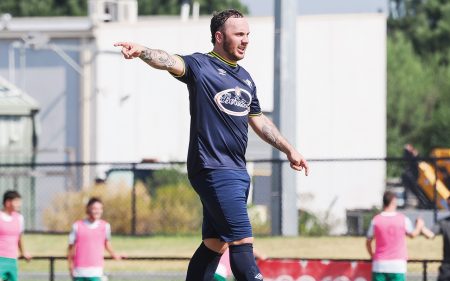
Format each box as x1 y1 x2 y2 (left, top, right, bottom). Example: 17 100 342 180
114 42 131 48
303 161 309 176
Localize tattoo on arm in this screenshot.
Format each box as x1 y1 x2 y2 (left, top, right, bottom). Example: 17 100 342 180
262 123 283 150
139 48 176 69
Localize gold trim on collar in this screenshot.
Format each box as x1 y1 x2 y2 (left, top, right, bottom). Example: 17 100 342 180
208 51 238 67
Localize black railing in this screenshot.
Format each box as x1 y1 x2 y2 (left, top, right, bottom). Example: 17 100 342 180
22 256 442 281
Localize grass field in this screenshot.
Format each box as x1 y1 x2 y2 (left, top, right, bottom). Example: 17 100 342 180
18 233 443 273
22 234 443 259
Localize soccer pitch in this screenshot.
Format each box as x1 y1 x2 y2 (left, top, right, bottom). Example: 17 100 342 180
17 234 442 280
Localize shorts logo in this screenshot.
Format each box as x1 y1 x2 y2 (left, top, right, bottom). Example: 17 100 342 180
254 273 263 280
214 86 252 116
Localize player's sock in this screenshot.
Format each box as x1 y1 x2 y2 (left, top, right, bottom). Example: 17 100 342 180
229 243 264 281
185 242 222 281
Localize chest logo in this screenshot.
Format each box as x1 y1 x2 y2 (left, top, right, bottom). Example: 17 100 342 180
217 68 227 76
214 86 252 116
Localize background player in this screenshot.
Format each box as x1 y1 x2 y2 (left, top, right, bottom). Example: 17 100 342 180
0 190 31 281
67 197 122 281
366 191 423 281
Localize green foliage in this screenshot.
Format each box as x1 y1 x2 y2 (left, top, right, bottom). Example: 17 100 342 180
148 183 202 235
42 182 152 233
362 207 380 232
387 32 450 176
298 210 333 236
389 0 450 64
43 174 202 235
0 0 247 17
138 0 248 15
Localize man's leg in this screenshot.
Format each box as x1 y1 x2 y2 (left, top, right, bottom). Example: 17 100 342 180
185 239 226 281
188 169 262 281
438 263 450 281
229 238 263 281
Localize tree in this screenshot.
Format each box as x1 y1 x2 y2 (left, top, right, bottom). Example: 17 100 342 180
138 0 248 15
0 0 55 17
0 0 248 17
387 32 450 175
388 0 450 63
387 0 450 167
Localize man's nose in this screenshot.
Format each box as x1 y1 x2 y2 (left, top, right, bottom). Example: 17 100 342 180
242 35 249 44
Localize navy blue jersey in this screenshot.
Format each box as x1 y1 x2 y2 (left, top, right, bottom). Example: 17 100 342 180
172 51 262 176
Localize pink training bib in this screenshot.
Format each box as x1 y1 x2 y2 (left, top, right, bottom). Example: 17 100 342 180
373 213 408 261
73 220 107 267
0 212 22 259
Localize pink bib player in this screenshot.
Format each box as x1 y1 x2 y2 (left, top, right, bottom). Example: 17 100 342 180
0 211 22 259
373 213 408 261
73 219 107 268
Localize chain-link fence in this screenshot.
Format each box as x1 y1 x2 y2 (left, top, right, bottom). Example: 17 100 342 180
0 157 449 235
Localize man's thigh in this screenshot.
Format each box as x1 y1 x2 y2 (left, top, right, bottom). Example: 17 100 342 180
190 169 252 242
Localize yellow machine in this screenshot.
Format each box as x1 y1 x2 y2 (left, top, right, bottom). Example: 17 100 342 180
431 148 450 183
417 161 450 209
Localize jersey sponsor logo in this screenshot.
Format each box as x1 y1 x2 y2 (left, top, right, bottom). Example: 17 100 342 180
214 86 252 116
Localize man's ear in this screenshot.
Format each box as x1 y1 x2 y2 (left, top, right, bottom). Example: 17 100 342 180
215 31 223 44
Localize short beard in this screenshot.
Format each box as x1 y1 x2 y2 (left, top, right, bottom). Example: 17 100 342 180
223 33 241 61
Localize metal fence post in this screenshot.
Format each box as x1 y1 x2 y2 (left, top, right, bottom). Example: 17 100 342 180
422 260 428 281
49 257 55 281
131 163 137 235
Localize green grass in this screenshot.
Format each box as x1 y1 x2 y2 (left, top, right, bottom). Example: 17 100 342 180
19 234 443 273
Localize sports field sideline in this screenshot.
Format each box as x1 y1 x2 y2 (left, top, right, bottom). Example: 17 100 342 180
18 234 442 273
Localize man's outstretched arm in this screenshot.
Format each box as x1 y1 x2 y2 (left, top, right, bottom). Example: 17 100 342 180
249 114 309 175
114 42 184 76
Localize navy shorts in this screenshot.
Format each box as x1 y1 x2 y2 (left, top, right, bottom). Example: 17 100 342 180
189 169 253 242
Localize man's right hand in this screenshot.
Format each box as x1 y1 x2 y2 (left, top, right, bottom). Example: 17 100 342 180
114 42 145 59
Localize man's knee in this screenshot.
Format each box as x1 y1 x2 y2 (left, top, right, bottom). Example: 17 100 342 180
203 238 228 253
229 237 254 245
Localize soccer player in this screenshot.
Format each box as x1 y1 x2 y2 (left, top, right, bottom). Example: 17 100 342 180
114 9 309 281
67 197 122 281
366 191 423 281
421 196 450 281
0 190 31 281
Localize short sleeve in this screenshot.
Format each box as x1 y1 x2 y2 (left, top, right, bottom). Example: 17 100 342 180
170 54 198 85
105 223 112 241
68 223 78 245
19 215 24 233
404 217 414 234
366 219 375 238
249 87 262 117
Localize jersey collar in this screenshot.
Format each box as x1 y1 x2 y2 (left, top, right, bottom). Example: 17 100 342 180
208 51 238 68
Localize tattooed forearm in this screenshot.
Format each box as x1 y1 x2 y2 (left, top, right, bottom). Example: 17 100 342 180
139 48 176 69
262 124 283 150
